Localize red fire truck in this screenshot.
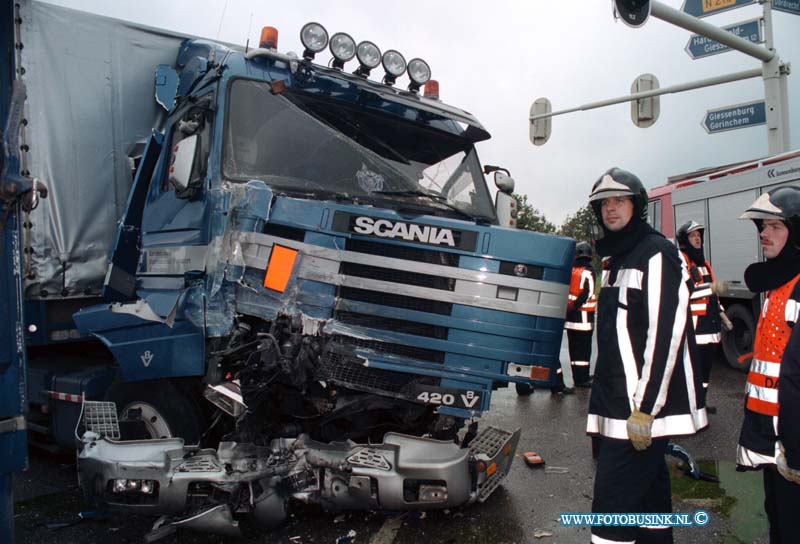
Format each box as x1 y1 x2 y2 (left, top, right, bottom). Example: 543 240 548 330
647 150 800 370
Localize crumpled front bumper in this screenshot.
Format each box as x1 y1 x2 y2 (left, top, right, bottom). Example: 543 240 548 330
78 426 520 517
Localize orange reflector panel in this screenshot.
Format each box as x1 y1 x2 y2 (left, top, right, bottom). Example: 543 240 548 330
271 79 288 95
475 461 486 473
503 443 512 456
263 245 297 292
260 26 279 49
529 366 550 381
486 462 497 477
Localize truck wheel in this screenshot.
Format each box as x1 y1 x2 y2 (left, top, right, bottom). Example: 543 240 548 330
721 304 755 372
105 380 203 444
515 383 534 396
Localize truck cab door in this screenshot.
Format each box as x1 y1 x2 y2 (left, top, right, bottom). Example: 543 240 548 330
140 96 214 246
103 132 164 301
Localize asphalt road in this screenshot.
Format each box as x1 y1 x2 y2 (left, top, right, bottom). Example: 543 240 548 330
12 338 769 544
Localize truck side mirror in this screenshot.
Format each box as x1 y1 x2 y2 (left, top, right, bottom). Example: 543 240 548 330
494 171 515 194
169 134 198 193
495 191 517 228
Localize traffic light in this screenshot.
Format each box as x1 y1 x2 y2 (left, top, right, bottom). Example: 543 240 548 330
630 73 660 128
614 0 650 28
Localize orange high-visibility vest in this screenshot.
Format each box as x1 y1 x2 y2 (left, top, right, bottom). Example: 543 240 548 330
680 251 715 317
568 266 596 312
745 274 800 416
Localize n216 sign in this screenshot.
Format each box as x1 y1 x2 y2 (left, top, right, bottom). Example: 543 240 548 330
681 0 755 18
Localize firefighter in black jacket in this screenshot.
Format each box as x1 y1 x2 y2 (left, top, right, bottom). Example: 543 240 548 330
586 168 708 544
736 186 800 543
676 221 727 400
566 241 596 387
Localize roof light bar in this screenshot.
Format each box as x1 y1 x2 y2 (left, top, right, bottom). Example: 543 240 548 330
407 58 431 93
300 22 328 60
354 40 381 77
381 49 406 85
329 32 356 69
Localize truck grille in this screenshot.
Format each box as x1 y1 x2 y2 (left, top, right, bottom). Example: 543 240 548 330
263 222 306 241
345 239 459 267
334 311 448 340
340 262 455 291
320 352 437 397
331 335 445 364
333 238 459 368
340 287 452 316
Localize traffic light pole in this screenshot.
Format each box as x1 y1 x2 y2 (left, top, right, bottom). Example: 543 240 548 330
530 0 791 154
762 0 792 154
530 68 761 120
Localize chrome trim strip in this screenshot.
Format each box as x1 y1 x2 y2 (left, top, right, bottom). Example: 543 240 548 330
239 232 568 318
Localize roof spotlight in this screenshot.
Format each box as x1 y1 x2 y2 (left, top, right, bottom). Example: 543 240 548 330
407 58 431 93
329 32 356 69
354 40 381 77
300 22 328 60
381 50 406 85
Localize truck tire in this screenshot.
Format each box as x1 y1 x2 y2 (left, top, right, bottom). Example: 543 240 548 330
721 304 755 372
105 380 203 445
515 383 534 396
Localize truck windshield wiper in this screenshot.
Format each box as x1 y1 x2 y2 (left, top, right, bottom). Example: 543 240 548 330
372 189 476 221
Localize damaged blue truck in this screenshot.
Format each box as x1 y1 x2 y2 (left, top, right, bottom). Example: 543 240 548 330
2 1 575 537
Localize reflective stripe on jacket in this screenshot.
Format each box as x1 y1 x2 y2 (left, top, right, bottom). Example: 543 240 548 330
566 265 596 331
738 272 800 468
679 251 722 345
746 274 800 417
586 234 707 440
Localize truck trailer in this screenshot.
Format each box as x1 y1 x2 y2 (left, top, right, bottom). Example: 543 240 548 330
3 1 575 537
647 150 800 370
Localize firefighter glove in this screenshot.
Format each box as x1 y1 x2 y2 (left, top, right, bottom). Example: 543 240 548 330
711 280 727 295
720 311 734 332
777 444 800 485
626 409 654 451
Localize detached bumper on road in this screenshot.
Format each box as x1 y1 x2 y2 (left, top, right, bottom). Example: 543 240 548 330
78 426 520 536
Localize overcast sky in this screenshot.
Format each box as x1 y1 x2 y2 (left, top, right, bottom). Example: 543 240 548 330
45 0 800 224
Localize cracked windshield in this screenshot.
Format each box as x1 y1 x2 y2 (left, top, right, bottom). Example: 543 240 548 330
223 78 496 221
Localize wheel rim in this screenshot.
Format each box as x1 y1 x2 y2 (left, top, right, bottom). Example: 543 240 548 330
121 402 174 439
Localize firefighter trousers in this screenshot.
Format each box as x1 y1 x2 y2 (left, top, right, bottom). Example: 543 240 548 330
567 329 592 384
696 343 717 394
591 437 673 544
763 464 800 543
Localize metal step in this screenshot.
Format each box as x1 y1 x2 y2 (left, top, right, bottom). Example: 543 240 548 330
477 471 504 502
469 426 514 458
469 426 521 503
81 400 120 440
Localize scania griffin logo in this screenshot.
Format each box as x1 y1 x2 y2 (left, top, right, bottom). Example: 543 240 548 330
353 216 455 246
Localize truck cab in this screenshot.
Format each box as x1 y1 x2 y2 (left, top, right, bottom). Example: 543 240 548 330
68 18 574 536
10 4 574 535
